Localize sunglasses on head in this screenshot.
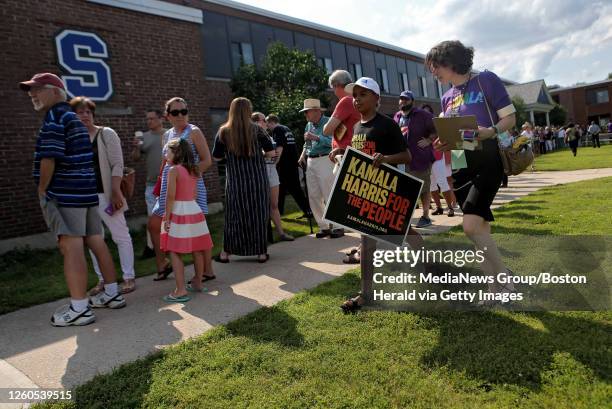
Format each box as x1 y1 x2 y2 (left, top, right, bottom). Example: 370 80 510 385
169 109 188 117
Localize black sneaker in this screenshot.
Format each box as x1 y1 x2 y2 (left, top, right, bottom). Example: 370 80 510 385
330 229 345 239
432 208 444 216
315 229 331 238
140 246 155 259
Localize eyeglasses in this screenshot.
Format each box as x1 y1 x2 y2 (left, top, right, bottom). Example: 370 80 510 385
169 109 188 117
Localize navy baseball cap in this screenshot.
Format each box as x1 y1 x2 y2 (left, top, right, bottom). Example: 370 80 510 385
399 90 414 100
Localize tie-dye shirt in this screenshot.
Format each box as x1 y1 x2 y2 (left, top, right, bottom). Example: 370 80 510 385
441 70 515 148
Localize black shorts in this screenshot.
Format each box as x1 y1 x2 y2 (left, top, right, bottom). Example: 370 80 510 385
451 141 503 222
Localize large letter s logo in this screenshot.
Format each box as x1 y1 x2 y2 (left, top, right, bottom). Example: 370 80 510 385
55 30 113 101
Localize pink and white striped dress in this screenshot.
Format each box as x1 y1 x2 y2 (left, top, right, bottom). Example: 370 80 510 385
160 165 213 253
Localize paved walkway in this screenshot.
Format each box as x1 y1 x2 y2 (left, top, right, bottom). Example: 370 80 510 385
1 168 611 400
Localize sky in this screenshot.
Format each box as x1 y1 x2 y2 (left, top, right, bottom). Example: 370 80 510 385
232 0 612 87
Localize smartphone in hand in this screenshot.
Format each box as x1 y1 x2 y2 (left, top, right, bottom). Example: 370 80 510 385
104 203 115 216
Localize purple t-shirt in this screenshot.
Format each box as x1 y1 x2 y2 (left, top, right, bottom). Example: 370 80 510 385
393 108 435 171
441 71 513 127
608 122 612 133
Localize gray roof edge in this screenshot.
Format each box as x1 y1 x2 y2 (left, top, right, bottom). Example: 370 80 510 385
549 78 612 93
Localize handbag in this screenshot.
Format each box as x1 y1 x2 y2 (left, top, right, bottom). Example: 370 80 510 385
476 76 534 176
97 127 137 199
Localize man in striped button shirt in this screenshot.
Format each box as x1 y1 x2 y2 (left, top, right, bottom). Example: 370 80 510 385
20 73 125 327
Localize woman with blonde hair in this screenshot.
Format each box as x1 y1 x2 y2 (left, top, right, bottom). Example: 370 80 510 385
212 97 275 263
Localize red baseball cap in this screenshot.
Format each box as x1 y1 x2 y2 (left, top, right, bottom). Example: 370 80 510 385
19 73 66 91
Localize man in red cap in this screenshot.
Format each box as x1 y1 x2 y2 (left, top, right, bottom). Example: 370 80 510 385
20 73 126 327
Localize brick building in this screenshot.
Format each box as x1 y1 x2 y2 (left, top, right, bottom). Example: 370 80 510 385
1 0 446 240
549 79 612 128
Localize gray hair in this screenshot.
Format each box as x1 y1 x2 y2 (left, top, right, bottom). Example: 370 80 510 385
328 70 353 88
45 84 67 101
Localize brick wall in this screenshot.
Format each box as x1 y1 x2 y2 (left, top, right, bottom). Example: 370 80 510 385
1 0 225 238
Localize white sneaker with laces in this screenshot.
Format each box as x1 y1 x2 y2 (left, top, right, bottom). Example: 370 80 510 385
50 304 96 327
89 292 126 309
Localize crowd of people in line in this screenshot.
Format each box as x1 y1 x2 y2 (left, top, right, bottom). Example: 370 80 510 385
516 120 607 159
24 39 587 324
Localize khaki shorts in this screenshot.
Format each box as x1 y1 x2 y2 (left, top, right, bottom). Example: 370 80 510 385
408 166 431 194
40 197 103 238
266 163 280 188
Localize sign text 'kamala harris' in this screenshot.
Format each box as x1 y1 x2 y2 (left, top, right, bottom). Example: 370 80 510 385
324 147 423 246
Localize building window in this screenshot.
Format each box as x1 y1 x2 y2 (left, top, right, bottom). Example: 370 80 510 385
400 72 409 91
351 63 362 80
319 57 333 74
436 79 444 98
231 42 254 70
595 89 609 104
420 77 428 98
378 68 389 93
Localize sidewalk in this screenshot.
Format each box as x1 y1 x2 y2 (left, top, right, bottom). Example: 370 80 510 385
1 168 611 396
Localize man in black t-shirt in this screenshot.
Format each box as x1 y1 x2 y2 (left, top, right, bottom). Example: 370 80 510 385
266 114 311 217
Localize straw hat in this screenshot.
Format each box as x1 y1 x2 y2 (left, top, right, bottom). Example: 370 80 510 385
299 98 326 112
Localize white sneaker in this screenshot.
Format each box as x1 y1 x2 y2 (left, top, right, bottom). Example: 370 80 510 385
51 304 96 327
89 292 126 309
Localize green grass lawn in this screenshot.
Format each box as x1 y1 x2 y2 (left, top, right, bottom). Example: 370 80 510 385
0 198 313 315
534 144 612 171
37 178 612 408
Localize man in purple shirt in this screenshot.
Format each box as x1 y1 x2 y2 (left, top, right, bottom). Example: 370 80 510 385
394 90 436 228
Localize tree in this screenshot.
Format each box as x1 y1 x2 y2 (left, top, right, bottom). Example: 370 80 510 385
230 42 329 146
608 72 612 80
511 96 529 128
548 104 567 126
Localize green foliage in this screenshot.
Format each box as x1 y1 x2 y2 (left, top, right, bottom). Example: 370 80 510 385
548 104 567 126
511 96 529 128
230 42 329 146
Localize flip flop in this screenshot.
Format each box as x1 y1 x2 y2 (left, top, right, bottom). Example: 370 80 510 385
345 248 359 256
186 284 207 293
153 265 173 281
163 294 190 303
187 275 216 285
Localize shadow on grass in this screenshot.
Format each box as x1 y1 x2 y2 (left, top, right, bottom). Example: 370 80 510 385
420 310 611 391
225 305 305 348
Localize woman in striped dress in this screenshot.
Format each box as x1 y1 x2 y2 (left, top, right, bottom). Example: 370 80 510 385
150 97 213 281
212 97 274 263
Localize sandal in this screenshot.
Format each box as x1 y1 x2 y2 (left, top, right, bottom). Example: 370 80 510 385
343 251 360 264
153 265 173 281
340 296 363 313
120 279 136 294
345 248 359 256
88 280 105 296
163 293 190 303
187 275 216 285
186 283 207 293
213 254 230 263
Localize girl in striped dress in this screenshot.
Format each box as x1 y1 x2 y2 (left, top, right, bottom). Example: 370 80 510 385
160 138 213 302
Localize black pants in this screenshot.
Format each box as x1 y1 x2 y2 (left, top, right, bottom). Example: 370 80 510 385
569 139 579 156
592 133 600 148
278 166 311 215
539 141 546 154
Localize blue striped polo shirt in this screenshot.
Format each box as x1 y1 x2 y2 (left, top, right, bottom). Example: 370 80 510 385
32 102 99 207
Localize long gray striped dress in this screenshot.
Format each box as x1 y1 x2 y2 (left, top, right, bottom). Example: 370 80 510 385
212 125 273 256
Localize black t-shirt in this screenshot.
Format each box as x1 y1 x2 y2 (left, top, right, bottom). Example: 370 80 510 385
272 124 298 168
351 112 407 156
